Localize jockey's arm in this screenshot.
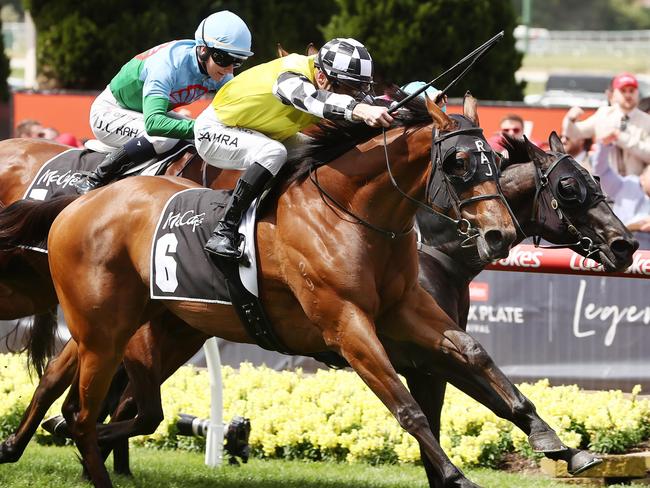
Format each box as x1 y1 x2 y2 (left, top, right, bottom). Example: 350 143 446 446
273 72 392 128
142 96 195 140
272 71 359 122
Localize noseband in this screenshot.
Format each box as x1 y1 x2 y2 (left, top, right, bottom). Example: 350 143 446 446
529 152 608 257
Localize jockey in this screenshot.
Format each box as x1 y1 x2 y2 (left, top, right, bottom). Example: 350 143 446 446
195 38 393 259
74 10 253 194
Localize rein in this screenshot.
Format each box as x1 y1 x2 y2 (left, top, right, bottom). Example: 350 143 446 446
308 165 414 240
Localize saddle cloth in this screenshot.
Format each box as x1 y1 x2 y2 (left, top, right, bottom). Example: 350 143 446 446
150 188 258 303
23 142 193 202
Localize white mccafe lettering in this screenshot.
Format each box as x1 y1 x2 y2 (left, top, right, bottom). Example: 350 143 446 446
573 279 650 346
35 169 84 189
467 305 524 324
496 248 542 268
162 210 205 233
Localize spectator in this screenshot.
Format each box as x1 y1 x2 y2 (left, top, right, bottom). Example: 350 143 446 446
41 127 59 140
561 133 592 171
591 143 650 228
563 72 650 178
639 96 650 115
499 113 525 139
488 114 525 155
14 119 46 138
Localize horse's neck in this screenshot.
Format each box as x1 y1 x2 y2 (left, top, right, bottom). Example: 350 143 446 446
416 210 486 278
499 161 539 240
341 125 432 234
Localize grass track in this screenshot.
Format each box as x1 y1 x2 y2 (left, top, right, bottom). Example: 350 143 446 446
0 444 620 488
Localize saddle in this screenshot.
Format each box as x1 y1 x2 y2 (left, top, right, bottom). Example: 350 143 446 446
149 187 347 368
23 141 195 202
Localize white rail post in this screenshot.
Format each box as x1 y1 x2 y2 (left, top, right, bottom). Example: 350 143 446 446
203 337 223 467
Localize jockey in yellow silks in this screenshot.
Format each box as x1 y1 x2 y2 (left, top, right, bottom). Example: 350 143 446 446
195 38 393 260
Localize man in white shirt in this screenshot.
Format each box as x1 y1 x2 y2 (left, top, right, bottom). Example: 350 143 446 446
563 72 650 178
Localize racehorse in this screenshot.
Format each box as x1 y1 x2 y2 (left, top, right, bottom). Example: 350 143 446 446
0 138 237 374
406 132 636 486
0 93 517 487
0 138 237 471
0 106 637 485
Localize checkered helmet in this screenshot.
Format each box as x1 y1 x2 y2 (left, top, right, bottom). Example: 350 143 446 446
316 38 373 85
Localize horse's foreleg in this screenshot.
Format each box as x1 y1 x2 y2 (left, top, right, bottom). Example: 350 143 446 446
404 371 447 488
0 338 77 463
325 303 479 488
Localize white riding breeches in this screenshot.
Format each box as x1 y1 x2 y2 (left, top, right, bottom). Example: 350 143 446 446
194 105 291 176
90 86 187 154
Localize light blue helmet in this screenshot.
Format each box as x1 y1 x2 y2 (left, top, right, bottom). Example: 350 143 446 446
401 81 446 112
195 11 253 57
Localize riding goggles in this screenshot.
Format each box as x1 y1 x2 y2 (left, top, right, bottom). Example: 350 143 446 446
209 48 246 69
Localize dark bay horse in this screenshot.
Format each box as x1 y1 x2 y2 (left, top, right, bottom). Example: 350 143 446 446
2 95 517 487
406 132 636 486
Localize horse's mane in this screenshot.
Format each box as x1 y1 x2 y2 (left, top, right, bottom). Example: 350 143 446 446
499 134 533 169
285 86 432 184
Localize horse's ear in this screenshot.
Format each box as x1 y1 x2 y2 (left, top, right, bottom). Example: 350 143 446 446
426 95 455 131
548 131 565 153
306 42 318 56
524 135 547 162
462 91 479 126
277 43 289 58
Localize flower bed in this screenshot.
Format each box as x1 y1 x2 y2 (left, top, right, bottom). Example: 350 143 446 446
1 353 649 468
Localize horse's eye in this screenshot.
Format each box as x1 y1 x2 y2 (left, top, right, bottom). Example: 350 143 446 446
443 151 469 176
558 178 578 198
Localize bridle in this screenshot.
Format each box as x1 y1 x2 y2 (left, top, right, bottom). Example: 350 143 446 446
423 123 523 246
529 151 608 257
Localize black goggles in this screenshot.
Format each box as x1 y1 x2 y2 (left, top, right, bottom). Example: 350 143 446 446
209 49 245 69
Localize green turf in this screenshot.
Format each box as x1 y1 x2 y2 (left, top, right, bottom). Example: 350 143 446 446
0 444 614 488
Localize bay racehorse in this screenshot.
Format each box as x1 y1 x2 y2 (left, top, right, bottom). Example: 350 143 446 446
0 138 238 471
1 93 517 487
0 138 239 372
1 105 637 485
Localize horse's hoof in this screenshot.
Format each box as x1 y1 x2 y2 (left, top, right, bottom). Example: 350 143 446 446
447 472 483 488
528 431 567 453
41 415 69 438
568 450 602 476
454 479 482 488
0 438 20 463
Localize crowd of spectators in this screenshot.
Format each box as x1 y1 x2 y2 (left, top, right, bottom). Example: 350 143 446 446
489 72 650 247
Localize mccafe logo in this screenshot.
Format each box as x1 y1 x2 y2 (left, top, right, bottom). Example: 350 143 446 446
35 169 83 189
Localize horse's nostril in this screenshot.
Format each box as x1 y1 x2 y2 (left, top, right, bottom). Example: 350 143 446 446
484 229 505 251
611 238 638 258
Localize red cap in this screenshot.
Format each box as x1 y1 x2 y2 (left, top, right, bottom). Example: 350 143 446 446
55 133 81 147
612 72 638 90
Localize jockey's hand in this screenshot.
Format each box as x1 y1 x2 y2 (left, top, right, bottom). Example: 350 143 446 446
353 104 393 128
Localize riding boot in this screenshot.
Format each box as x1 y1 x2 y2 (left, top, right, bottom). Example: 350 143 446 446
205 162 273 259
74 136 157 194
